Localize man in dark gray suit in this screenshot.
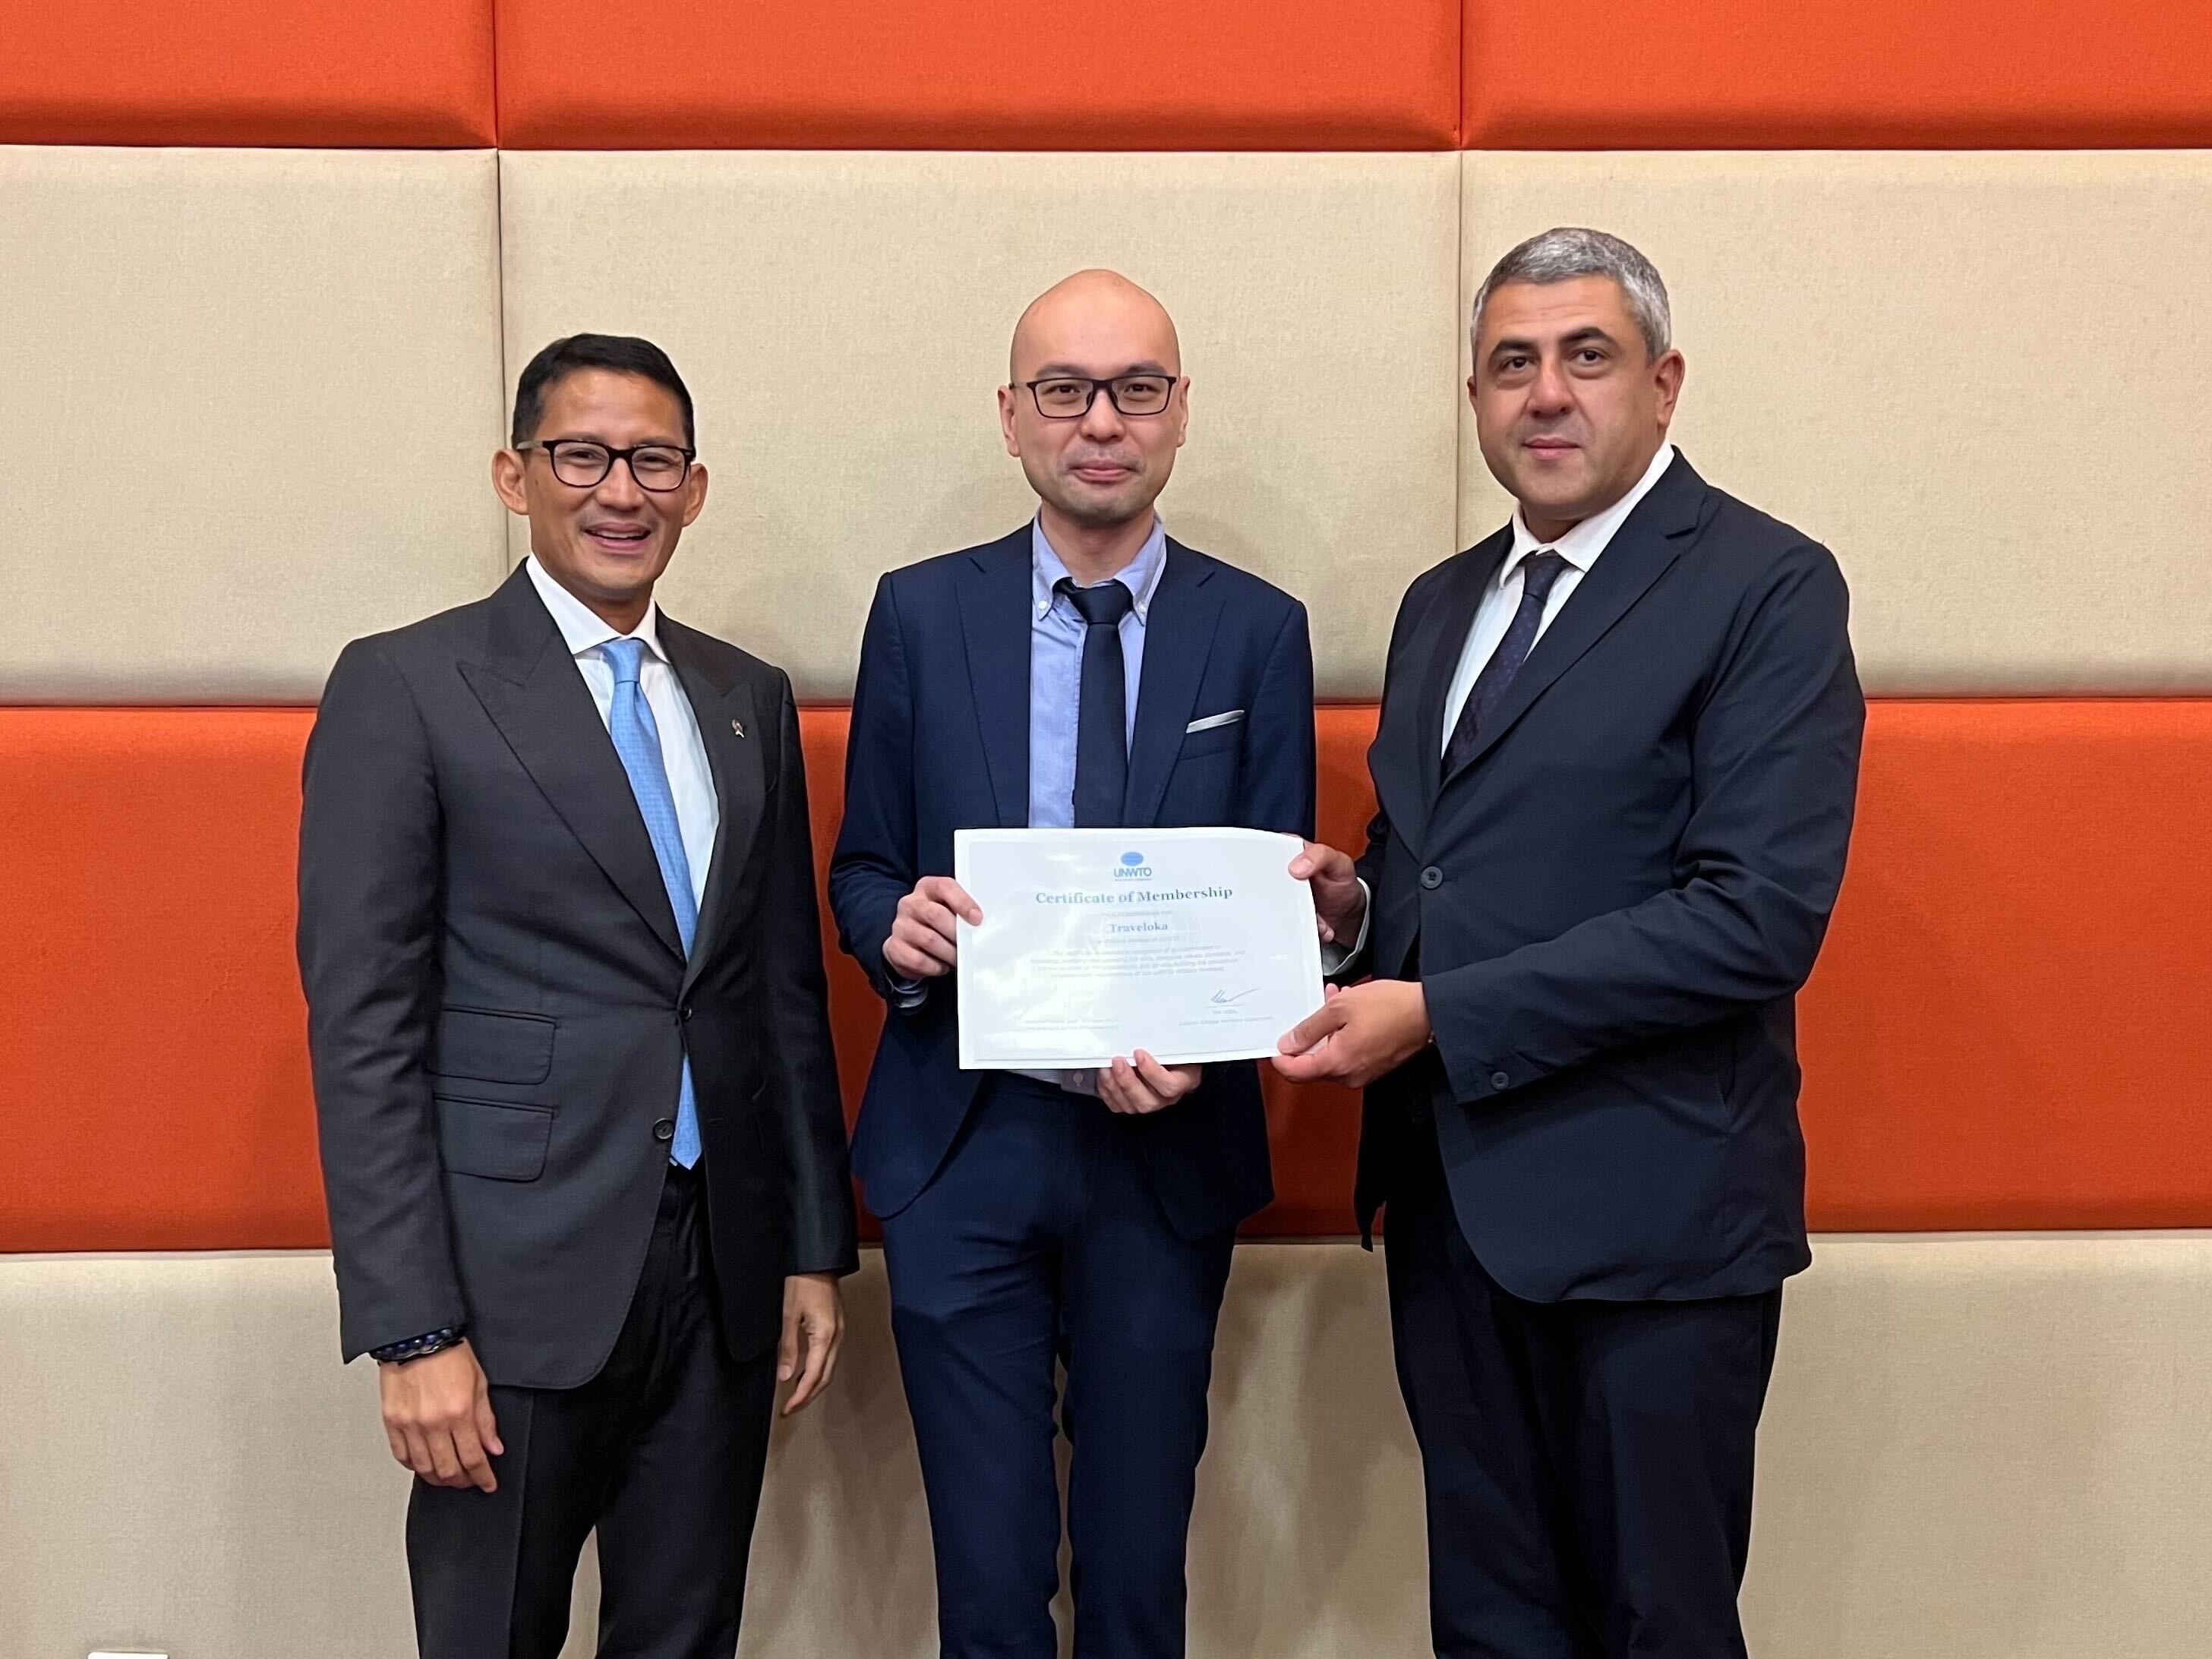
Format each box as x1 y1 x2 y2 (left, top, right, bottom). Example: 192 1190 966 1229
298 334 857 1657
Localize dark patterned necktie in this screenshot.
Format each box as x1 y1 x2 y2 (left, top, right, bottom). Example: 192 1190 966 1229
1059 576 1134 826
1442 552 1567 777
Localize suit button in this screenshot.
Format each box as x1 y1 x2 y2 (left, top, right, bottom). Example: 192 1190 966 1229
680 1004 694 1022
1491 1071 1511 1090
652 1118 676 1143
1419 866 1444 890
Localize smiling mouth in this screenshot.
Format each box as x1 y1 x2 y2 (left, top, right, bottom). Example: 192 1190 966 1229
583 525 652 550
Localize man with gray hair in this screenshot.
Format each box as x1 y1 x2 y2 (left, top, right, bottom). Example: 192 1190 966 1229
1280 229 1864 1654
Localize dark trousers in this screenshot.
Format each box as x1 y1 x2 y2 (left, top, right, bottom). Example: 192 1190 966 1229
406 1162 778 1659
1385 1124 1782 1659
882 1074 1237 1659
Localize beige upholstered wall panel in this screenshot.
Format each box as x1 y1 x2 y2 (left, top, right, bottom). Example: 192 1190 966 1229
1747 1235 2212 1658
0 147 507 702
7 1239 2210 1657
498 152 1463 701
1459 152 2212 695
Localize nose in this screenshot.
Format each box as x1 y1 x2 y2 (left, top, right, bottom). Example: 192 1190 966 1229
1528 354 1574 417
1078 386 1128 442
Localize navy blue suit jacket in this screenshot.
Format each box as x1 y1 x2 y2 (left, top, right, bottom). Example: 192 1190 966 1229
1355 455 1865 1301
831 527 1316 1238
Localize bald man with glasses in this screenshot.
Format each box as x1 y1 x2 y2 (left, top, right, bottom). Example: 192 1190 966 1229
830 271 1317 1658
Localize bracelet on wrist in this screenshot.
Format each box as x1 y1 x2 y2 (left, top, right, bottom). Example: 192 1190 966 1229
370 1326 465 1365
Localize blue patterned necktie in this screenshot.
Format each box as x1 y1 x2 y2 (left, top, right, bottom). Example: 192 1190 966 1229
603 636 701 1169
1443 551 1568 777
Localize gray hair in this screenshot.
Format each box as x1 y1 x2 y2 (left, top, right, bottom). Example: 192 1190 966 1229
1470 227 1672 361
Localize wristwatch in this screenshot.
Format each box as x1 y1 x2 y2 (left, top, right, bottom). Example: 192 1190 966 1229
369 1326 466 1365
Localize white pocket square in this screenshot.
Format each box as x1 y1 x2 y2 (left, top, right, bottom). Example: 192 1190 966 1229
1185 708 1246 733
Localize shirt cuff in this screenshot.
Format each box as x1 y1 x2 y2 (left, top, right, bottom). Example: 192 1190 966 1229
885 970 929 1011
1321 879 1374 978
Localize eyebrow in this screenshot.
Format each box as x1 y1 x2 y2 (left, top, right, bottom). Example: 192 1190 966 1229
1027 361 1175 380
538 431 688 446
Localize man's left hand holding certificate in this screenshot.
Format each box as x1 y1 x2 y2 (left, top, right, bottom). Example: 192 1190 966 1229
951 827 1326 1074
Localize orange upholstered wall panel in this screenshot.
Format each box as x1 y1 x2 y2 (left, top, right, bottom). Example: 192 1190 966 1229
1799 701 2212 1229
5 702 2210 1251
1463 0 2212 149
0 0 495 146
0 711 324 1251
494 0 1458 150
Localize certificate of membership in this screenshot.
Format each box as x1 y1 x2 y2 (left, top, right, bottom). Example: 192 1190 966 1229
953 826 1326 1071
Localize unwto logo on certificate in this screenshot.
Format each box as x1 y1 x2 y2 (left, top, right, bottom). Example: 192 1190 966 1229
1115 850 1153 881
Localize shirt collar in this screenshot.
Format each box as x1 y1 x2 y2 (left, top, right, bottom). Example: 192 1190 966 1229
524 554 669 664
1503 442 1678 587
1031 515 1169 623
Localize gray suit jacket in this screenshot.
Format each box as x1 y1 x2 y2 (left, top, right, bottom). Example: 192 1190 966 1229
298 563 857 1389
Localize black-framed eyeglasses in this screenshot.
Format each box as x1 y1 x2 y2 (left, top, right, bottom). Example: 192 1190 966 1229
517 440 696 492
1017 374 1180 420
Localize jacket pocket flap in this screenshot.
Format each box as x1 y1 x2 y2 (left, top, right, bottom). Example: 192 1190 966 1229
431 1008 556 1084
435 1096 554 1181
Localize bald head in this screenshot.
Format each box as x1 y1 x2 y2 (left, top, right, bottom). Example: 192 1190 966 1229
998 269 1191 542
1009 269 1181 383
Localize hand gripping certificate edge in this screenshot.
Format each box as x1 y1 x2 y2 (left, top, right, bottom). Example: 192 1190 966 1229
950 826 1327 1071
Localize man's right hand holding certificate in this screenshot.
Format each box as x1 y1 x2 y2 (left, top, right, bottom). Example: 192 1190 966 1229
1276 841 1435 1090
887 871 1203 1115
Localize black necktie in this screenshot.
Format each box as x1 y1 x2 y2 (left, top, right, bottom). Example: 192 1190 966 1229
1058 576 1134 826
1442 552 1568 777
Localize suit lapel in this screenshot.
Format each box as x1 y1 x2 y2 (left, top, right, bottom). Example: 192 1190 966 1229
459 566 685 962
661 617 766 993
1440 453 1711 788
1367 533 1507 856
1124 541 1225 828
1410 532 1510 817
955 528 1035 828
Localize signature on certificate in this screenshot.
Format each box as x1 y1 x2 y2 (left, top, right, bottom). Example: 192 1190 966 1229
1210 988 1260 1006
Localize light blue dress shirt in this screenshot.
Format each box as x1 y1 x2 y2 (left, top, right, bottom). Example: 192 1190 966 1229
889 518 1170 1091
1016 517 1168 1090
1026 515 1169 829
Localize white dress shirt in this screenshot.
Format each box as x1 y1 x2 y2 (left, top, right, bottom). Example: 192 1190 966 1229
1440 443 1678 752
524 556 718 904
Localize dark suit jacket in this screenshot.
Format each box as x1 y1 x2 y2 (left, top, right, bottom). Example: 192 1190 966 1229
298 563 857 1389
828 527 1316 1239
1355 454 1864 1302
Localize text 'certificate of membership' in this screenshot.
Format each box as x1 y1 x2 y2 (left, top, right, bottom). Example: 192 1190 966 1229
954 827 1325 1071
